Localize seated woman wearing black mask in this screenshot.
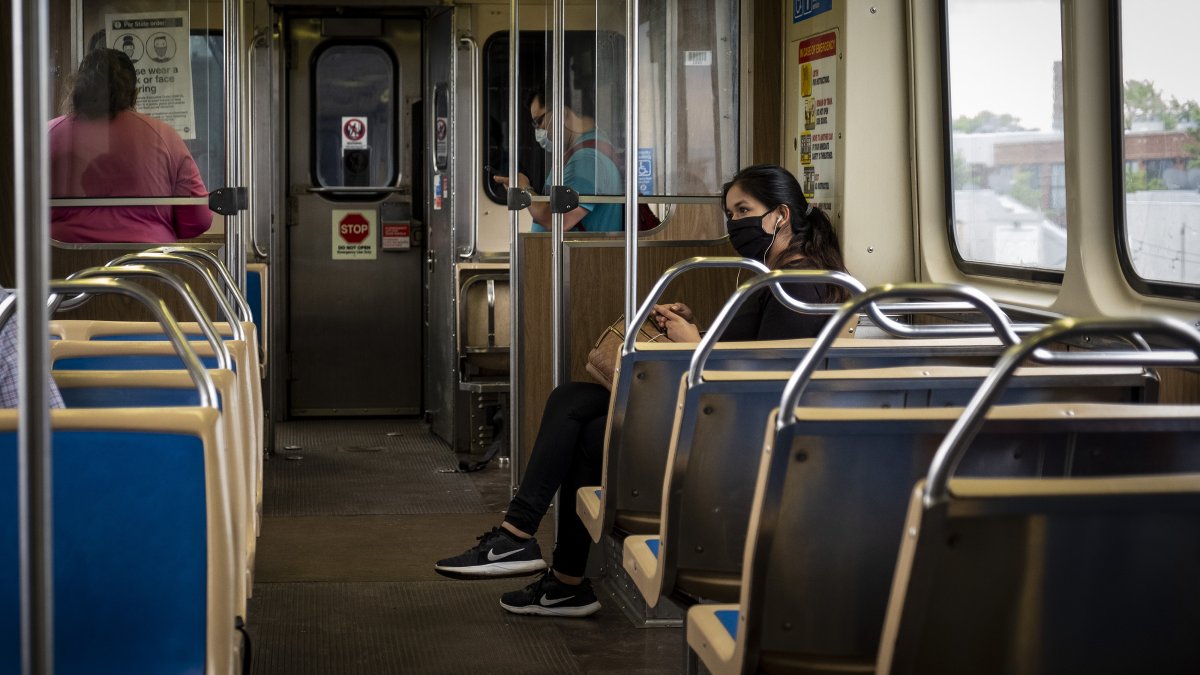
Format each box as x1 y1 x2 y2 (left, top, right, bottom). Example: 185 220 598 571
432 164 850 618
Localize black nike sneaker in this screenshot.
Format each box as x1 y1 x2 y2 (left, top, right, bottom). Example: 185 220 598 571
434 527 548 577
499 570 602 617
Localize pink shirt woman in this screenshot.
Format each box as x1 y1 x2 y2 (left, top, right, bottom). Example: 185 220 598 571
48 48 211 243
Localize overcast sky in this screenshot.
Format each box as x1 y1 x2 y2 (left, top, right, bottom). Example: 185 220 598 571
948 0 1199 132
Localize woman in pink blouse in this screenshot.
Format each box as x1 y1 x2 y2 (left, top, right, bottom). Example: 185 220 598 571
49 48 212 243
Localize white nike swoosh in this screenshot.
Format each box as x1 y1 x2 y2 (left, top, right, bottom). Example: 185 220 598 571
539 594 575 606
487 548 523 562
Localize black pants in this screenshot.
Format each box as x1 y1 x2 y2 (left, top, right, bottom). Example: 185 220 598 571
503 381 608 578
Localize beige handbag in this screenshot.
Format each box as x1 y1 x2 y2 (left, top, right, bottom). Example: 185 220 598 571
585 315 672 390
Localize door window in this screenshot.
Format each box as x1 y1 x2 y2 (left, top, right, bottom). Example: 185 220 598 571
313 43 398 188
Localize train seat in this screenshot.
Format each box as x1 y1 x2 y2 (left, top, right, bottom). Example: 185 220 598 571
51 319 264 444
877 474 1200 674
623 364 1152 608
51 331 265 530
50 339 262 552
457 266 510 379
246 263 268 367
53 369 254 617
577 337 1007 544
0 408 240 675
689 402 1200 675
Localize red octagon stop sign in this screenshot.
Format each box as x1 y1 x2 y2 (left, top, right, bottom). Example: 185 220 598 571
339 212 371 244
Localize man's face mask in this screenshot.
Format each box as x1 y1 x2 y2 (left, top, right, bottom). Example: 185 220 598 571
534 127 553 152
727 209 780 262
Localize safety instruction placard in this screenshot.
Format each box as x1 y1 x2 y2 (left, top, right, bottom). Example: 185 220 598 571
798 30 838 212
105 11 196 139
342 116 368 150
382 223 411 250
332 210 377 260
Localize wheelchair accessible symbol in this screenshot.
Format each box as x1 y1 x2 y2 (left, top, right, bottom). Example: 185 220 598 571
637 148 654 195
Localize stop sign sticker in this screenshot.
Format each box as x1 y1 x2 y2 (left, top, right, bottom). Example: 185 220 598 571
332 210 377 260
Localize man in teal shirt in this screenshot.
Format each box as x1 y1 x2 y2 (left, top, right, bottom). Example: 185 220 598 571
495 84 624 232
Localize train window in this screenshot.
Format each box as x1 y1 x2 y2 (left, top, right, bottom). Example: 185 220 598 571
1115 1 1200 298
311 43 398 189
944 0 1067 282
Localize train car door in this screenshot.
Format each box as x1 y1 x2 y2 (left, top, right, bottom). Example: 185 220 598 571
285 15 423 416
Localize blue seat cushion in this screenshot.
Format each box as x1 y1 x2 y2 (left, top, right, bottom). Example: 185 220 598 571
2 429 208 674
60 387 221 410
646 537 660 558
54 354 225 372
715 608 739 639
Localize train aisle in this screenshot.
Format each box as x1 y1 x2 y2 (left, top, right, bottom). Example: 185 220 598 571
246 419 682 674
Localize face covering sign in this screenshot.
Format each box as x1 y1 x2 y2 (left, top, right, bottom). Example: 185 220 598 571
106 11 197 140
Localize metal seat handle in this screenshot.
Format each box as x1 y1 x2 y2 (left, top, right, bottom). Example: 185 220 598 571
47 278 219 409
106 251 246 342
923 316 1200 508
776 283 1022 430
65 265 233 371
150 245 255 323
623 257 772 355
686 269 866 387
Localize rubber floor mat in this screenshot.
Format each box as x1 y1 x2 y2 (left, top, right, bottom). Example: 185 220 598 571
247 581 583 675
266 419 487 516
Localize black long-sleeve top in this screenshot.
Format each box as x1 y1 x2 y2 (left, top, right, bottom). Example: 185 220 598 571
719 258 839 342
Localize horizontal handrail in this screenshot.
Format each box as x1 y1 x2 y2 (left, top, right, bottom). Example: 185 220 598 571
63 265 233 371
47 278 219 409
776 283 1022 430
49 197 208 207
923 315 1200 507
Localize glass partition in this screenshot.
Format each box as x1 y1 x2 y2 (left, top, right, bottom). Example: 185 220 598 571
46 1 224 243
481 0 739 234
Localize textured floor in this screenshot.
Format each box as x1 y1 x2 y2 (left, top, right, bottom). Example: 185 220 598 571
265 419 487 516
247 418 684 674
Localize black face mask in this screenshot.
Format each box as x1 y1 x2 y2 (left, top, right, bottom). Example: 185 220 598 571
727 214 776 261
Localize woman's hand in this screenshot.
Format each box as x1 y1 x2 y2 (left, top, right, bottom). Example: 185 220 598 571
652 304 701 342
650 302 693 331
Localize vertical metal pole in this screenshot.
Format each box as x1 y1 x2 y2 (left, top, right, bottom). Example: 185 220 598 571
550 0 566 387
12 0 54 671
624 0 640 322
508 0 523 495
224 0 245 299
